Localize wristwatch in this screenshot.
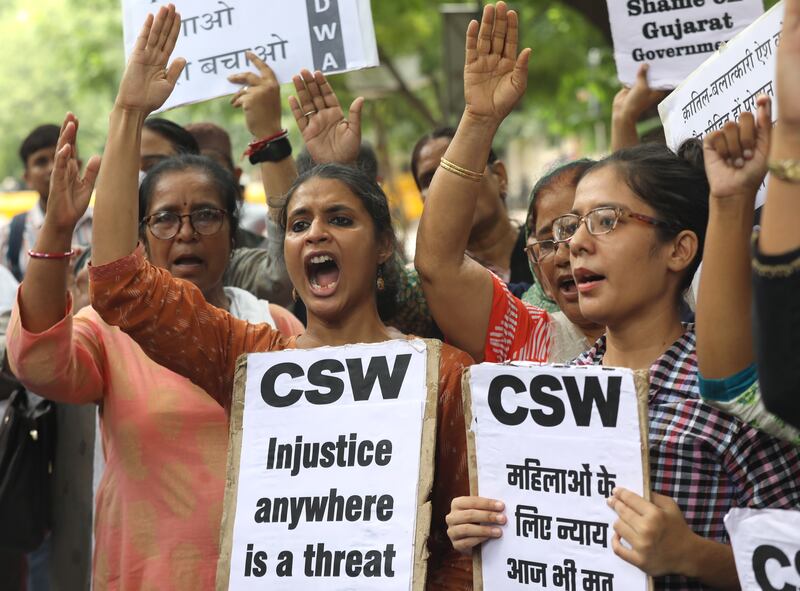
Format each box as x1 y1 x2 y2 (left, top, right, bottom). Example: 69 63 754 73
768 159 800 184
249 137 292 164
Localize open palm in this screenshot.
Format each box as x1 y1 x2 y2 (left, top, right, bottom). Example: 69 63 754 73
47 114 100 233
464 2 531 124
115 4 185 114
289 69 363 164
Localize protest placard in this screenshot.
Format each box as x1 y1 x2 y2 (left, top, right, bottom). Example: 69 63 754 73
216 339 439 590
607 0 764 89
725 508 800 591
464 364 651 591
658 2 784 206
122 0 379 111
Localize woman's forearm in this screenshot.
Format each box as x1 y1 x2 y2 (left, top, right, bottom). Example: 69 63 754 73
92 107 147 266
760 131 800 255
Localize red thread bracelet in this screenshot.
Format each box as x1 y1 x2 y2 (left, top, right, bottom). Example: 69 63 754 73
243 129 288 158
28 248 75 260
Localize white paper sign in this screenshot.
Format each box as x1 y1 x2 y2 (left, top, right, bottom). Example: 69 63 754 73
608 0 764 89
223 340 430 590
658 2 783 207
122 0 379 111
467 363 649 591
725 508 800 590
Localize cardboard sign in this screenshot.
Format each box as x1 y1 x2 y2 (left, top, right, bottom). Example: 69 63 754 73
607 0 764 89
658 2 784 206
122 0 379 111
217 340 439 590
464 364 651 591
725 508 800 591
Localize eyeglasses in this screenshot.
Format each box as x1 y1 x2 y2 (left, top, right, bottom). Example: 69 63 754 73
141 208 227 240
552 206 671 242
523 238 563 263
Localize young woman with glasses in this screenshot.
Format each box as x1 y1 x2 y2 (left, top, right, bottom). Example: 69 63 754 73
7 114 302 587
416 3 800 589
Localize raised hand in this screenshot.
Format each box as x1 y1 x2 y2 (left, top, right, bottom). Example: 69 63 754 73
612 64 667 124
289 69 364 165
463 2 531 126
45 113 101 234
703 96 771 202
229 52 283 138
115 4 185 114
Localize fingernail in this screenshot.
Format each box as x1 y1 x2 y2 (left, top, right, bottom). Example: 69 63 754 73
494 501 504 510
734 158 744 168
496 514 507 524
611 487 619 496
743 149 753 159
726 159 733 167
492 528 502 537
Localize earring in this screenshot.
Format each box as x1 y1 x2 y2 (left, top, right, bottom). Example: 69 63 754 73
376 266 386 292
292 288 299 302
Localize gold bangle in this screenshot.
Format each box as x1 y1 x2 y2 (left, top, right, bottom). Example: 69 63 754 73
768 159 800 184
439 157 483 182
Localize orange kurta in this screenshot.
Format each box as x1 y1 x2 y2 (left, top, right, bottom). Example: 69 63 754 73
89 247 474 590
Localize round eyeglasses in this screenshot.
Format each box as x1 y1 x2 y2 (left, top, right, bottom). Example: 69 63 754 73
552 206 671 242
523 239 563 264
141 208 227 240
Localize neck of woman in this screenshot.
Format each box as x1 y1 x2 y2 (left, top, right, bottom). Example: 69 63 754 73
467 214 518 274
299 301 395 349
204 283 230 312
600 297 686 371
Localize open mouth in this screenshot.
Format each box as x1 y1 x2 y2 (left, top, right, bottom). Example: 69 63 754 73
573 268 606 294
171 254 204 272
556 275 578 298
305 253 340 297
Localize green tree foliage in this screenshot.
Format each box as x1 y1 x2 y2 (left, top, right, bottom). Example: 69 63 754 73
0 0 777 181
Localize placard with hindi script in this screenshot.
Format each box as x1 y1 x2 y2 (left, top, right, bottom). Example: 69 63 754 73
465 364 650 591
122 0 378 111
658 2 784 208
217 340 439 591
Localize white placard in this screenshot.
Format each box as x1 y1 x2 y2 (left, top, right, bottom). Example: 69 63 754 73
122 0 379 111
221 340 432 590
608 0 764 89
466 363 649 591
725 508 800 590
658 2 783 207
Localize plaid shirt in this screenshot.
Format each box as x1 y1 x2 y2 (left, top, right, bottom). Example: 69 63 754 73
576 326 800 591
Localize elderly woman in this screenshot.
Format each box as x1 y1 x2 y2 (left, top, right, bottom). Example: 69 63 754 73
7 111 301 589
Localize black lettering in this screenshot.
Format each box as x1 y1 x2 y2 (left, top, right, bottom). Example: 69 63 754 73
357 439 374 465
753 545 795 591
347 354 412 400
276 550 293 577
261 362 304 407
376 494 394 520
320 441 335 467
529 374 566 427
305 359 345 404
346 551 363 576
488 375 528 425
253 550 268 577
563 375 621 427
375 439 392 465
245 543 254 576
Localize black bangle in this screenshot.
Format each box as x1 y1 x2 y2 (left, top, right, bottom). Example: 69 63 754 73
249 136 292 164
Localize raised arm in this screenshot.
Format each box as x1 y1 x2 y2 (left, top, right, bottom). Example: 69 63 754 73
753 0 800 427
415 1 529 362
229 51 298 218
610 64 667 151
92 4 185 266
8 113 105 403
697 97 770 379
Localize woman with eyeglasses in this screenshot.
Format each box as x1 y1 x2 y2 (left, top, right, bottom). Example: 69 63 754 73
6 113 302 588
417 3 800 589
